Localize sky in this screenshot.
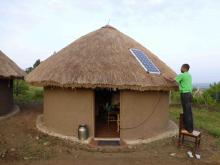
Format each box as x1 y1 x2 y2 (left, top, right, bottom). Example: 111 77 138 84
0 0 220 83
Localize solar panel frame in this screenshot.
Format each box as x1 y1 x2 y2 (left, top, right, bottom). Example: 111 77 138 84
130 48 160 74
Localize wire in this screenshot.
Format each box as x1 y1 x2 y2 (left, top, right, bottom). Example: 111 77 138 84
120 92 162 130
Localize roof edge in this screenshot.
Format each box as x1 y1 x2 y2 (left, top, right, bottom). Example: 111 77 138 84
26 80 178 92
0 75 25 80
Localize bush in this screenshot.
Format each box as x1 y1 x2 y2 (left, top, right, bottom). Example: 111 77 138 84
13 80 29 96
170 91 180 104
204 82 220 102
13 81 43 103
192 92 216 106
33 88 43 100
170 87 218 109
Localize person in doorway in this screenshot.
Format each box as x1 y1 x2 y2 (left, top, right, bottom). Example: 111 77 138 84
164 64 193 133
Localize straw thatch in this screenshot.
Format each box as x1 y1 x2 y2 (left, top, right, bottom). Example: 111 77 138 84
0 50 25 79
26 25 177 91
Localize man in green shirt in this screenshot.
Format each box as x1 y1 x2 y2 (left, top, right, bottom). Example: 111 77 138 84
165 64 193 133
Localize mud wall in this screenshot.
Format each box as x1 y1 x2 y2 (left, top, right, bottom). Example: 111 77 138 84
43 87 94 137
120 90 169 140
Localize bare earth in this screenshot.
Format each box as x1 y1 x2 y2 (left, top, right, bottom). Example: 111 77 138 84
0 103 220 165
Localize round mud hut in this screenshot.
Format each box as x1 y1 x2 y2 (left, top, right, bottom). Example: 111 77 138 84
26 25 178 144
0 50 25 116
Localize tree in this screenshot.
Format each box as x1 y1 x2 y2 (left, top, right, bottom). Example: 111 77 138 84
33 59 40 68
25 67 33 73
25 59 41 73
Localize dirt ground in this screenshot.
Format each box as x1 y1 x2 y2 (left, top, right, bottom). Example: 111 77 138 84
0 103 220 165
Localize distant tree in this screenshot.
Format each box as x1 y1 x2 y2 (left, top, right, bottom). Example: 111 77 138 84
25 67 33 73
33 59 40 68
25 59 41 73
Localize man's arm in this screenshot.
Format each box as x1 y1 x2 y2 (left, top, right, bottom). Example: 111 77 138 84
175 74 183 83
162 73 176 82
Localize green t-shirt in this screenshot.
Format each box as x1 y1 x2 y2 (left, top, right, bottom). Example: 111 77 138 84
175 72 192 93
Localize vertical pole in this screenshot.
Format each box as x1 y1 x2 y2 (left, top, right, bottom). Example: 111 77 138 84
169 91 171 105
16 80 19 96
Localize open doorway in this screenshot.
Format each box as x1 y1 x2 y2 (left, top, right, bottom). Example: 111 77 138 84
95 89 120 138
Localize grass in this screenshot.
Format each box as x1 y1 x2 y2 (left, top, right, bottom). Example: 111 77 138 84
169 106 220 137
169 105 220 148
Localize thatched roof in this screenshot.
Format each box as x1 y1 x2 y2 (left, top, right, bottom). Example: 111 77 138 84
26 25 177 91
0 50 26 79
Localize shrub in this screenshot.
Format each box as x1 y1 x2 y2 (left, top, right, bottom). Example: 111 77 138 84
204 82 220 102
192 93 216 107
170 87 217 108
33 88 43 100
170 91 180 104
13 81 43 103
13 80 29 96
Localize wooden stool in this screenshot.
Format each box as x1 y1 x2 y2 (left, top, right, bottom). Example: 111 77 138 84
107 111 118 126
178 113 201 153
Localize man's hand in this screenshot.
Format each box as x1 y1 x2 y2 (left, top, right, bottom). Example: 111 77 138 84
162 73 175 82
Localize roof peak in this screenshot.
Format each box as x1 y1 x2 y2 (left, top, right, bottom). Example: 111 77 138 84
101 25 117 30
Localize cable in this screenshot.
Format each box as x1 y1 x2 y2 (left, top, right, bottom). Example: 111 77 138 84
120 92 161 130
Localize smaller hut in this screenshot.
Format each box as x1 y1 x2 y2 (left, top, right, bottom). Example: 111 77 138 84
0 50 25 116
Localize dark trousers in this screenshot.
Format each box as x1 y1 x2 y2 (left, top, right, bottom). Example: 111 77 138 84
180 92 194 132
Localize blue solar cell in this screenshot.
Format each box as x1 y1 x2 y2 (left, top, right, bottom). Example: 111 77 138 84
130 48 160 74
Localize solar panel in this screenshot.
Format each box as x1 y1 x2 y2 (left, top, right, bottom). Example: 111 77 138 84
130 48 160 74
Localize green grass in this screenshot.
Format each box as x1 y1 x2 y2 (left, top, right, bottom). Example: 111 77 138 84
14 86 43 103
169 106 220 137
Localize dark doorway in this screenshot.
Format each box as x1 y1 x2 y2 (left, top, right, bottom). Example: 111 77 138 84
95 89 120 138
0 79 13 116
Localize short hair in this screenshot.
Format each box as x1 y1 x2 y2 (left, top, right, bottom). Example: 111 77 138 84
182 64 190 71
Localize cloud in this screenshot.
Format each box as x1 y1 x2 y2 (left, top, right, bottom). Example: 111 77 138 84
0 0 220 82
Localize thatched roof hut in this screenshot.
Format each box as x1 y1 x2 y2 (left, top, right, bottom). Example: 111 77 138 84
27 26 177 144
0 50 25 116
26 25 176 91
0 50 25 79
